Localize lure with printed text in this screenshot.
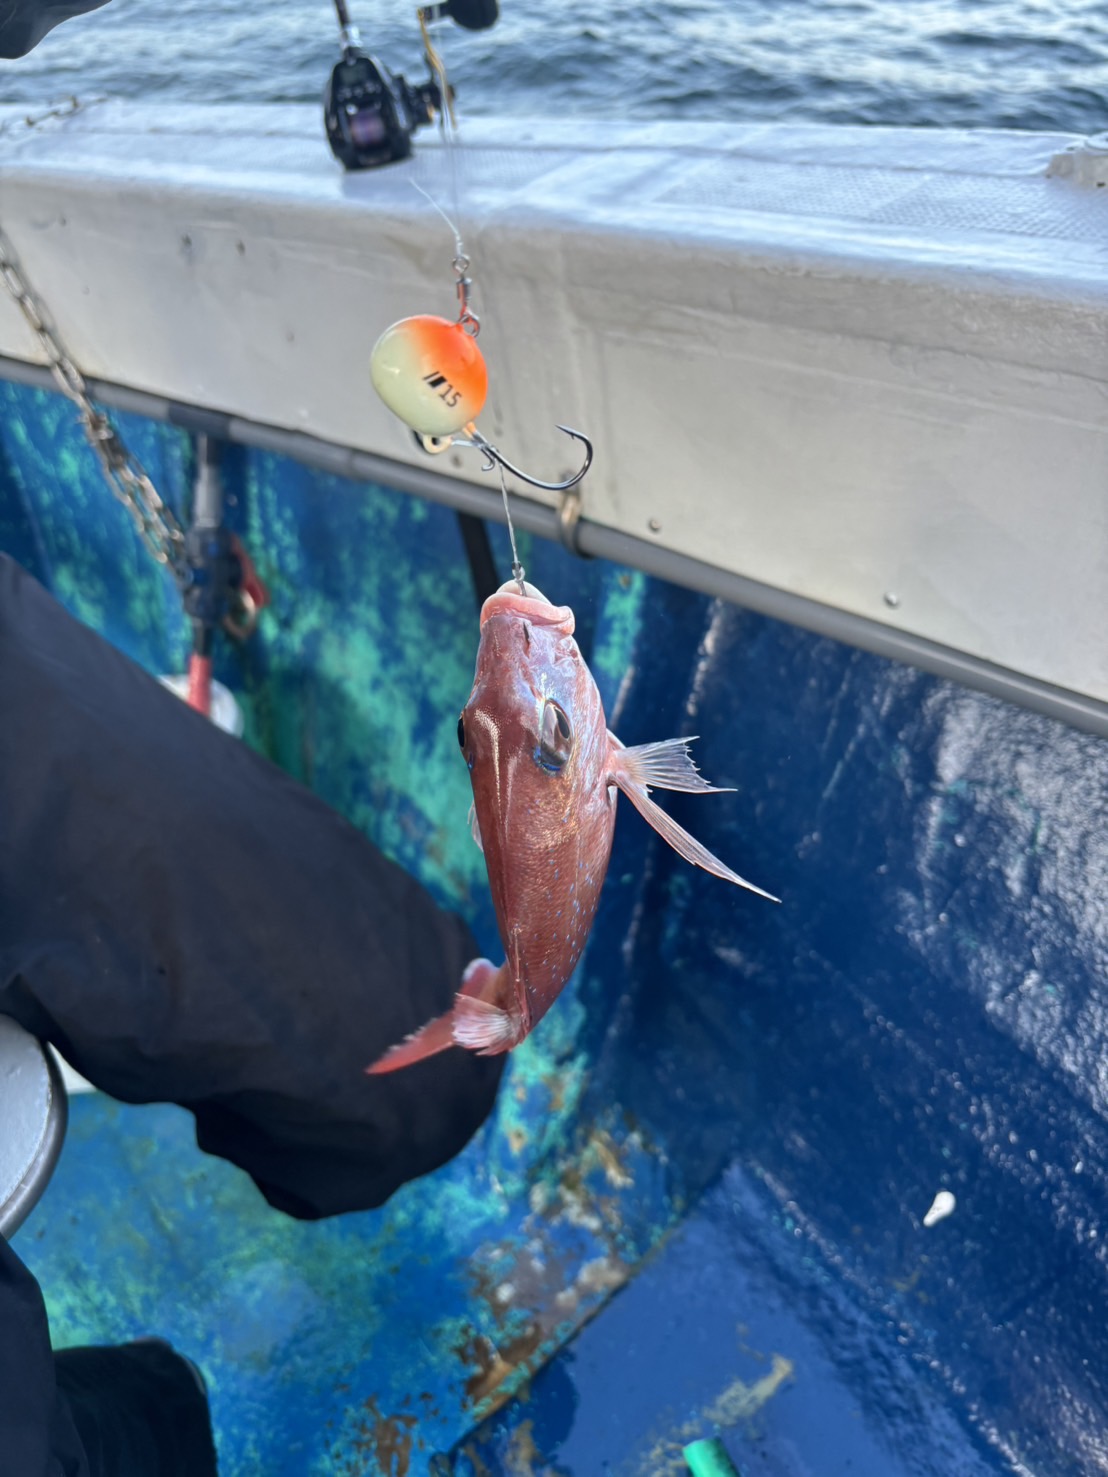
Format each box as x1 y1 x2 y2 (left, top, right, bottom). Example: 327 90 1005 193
366 580 778 1074
368 188 593 493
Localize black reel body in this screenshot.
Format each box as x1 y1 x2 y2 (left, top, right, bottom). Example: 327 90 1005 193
324 0 498 171
324 50 436 169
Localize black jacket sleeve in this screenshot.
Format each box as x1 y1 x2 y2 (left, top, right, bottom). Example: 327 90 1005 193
0 554 503 1220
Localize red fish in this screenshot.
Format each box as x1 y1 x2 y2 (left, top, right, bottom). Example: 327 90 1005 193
366 581 776 1075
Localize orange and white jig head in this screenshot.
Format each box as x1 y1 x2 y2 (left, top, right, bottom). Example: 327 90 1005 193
370 214 593 494
370 258 488 439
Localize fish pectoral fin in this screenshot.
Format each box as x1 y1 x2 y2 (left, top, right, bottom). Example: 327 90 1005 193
612 772 780 902
467 800 484 853
452 995 519 1055
610 735 734 794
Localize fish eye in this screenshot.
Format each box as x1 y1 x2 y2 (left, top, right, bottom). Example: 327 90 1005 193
538 701 573 771
457 714 466 749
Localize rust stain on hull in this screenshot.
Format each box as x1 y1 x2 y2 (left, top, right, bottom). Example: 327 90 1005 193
352 1396 418 1476
454 1126 648 1421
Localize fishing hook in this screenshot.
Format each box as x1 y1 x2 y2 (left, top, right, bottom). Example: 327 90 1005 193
472 425 593 493
417 423 593 493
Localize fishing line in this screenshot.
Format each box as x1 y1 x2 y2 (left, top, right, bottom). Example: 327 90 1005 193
411 27 526 597
496 461 527 593
409 179 466 268
418 7 465 269
419 7 458 132
371 24 591 591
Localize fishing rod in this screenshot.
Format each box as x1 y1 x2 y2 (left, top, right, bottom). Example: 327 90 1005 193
323 0 499 170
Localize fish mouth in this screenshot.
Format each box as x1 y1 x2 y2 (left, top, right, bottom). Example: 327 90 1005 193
480 581 575 631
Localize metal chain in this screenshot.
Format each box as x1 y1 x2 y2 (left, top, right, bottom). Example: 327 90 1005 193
0 102 187 580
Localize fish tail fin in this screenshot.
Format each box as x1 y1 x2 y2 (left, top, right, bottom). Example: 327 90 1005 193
459 956 500 998
364 958 517 1075
610 746 779 903
456 957 519 1054
364 1006 459 1075
452 995 519 1055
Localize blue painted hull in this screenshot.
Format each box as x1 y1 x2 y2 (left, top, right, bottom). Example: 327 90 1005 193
2 380 1102 1475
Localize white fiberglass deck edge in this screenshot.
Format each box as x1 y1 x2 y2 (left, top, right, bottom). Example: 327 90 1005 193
0 102 1105 705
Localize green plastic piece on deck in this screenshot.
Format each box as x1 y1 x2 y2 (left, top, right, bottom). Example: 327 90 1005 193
683 1436 741 1477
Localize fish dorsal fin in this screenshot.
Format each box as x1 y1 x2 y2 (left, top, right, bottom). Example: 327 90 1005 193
609 737 779 902
467 800 484 853
607 735 733 794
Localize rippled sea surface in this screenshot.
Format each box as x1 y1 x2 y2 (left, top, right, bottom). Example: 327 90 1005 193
0 0 1105 131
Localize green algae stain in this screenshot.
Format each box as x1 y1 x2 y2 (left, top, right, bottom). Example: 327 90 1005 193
590 568 648 703
229 457 489 920
486 993 591 1200
0 383 191 671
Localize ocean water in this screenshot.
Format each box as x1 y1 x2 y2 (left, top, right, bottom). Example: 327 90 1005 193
0 0 1105 132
